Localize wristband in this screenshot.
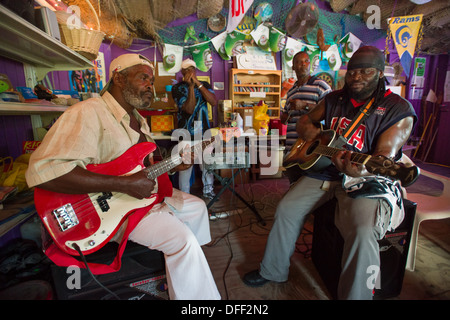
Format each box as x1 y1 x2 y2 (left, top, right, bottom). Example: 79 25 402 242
197 84 204 89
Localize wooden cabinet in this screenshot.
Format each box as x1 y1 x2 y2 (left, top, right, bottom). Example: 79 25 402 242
229 69 282 119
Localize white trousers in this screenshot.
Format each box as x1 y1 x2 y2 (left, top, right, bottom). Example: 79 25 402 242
176 140 214 195
128 189 220 300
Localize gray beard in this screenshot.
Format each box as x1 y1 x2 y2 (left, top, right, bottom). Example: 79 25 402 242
122 85 151 109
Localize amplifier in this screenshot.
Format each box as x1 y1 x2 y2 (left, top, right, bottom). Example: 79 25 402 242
51 242 167 300
312 198 416 299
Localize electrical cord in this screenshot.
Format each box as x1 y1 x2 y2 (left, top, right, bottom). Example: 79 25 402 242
72 243 121 300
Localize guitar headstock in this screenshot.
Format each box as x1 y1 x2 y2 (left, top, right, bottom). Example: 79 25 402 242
366 155 420 187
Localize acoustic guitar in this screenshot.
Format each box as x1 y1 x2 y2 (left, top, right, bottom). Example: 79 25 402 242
283 129 420 187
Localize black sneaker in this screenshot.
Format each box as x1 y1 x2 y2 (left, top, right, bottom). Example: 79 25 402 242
242 270 271 287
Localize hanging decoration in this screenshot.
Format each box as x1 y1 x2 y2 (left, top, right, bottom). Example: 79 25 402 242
236 16 257 40
326 44 342 71
210 31 231 60
307 48 322 74
224 30 247 57
227 0 254 32
162 43 183 73
188 42 213 72
388 14 423 77
184 25 199 43
282 37 306 68
254 2 274 26
339 32 362 61
269 27 287 52
250 24 271 51
153 0 389 86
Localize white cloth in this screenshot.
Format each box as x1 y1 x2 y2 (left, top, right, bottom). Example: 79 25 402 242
342 174 405 231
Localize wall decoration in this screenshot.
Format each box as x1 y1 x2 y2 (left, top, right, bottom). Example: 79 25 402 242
250 24 270 51
339 32 362 60
211 31 231 60
69 52 105 94
388 14 423 77
163 43 183 73
189 42 213 72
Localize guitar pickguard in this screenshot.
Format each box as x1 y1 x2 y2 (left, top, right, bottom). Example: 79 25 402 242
64 191 156 253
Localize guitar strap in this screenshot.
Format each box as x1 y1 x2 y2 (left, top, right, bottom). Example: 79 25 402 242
332 96 376 148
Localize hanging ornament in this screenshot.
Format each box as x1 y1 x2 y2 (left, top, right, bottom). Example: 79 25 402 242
269 27 287 52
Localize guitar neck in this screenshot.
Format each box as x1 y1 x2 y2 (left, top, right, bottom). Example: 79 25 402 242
315 145 372 165
145 156 181 180
145 137 215 180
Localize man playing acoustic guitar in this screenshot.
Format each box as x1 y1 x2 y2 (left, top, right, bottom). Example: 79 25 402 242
243 46 417 299
25 54 220 300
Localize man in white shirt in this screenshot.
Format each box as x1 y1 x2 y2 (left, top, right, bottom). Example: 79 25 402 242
26 54 220 300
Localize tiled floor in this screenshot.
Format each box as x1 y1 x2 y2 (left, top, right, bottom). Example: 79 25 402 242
190 161 450 300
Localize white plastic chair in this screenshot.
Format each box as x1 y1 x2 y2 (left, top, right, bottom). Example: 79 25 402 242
404 168 450 271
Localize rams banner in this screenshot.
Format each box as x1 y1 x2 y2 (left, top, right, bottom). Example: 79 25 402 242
388 14 423 77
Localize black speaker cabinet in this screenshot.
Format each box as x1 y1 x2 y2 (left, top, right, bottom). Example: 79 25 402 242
312 198 416 300
51 242 166 300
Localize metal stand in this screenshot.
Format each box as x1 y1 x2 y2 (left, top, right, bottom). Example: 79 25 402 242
205 151 265 225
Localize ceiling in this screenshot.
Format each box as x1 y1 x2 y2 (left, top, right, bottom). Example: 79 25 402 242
57 0 450 55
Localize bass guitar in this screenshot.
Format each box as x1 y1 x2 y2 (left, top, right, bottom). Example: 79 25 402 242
283 129 419 187
34 138 215 256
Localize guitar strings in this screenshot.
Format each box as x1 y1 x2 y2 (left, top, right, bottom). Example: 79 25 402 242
315 145 371 164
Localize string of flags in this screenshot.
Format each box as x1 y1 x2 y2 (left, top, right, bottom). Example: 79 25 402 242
161 23 364 75
161 13 423 80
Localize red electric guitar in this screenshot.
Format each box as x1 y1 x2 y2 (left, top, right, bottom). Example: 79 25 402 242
34 138 215 256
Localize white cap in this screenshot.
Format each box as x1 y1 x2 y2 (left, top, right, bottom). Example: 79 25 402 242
181 58 196 70
100 54 154 95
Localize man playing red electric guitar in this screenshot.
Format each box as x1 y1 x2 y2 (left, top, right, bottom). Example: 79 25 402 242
26 54 220 300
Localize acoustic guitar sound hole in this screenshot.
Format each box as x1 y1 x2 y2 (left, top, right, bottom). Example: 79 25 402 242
306 140 319 156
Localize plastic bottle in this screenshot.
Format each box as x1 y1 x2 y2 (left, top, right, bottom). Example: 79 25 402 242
281 77 295 98
236 112 244 133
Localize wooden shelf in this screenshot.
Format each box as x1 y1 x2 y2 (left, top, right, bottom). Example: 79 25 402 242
0 5 93 80
230 68 282 119
0 102 68 115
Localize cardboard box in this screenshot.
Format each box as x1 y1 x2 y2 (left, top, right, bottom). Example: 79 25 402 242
236 108 253 131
